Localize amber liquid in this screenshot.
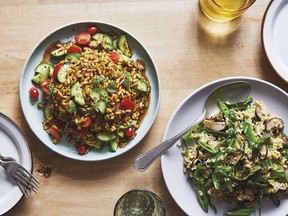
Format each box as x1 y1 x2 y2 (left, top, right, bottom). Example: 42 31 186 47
200 0 254 22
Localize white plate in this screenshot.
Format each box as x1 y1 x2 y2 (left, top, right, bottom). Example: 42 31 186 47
0 113 32 215
262 0 288 82
19 21 160 161
161 77 288 215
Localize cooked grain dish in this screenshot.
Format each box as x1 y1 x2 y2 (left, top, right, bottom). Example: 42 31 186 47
31 28 150 154
181 97 288 215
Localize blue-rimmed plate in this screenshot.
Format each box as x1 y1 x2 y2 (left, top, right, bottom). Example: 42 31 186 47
161 77 288 215
19 21 160 161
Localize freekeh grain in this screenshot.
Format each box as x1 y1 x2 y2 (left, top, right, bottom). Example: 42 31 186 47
41 44 150 154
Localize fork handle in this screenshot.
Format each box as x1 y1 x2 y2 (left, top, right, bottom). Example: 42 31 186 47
134 111 206 172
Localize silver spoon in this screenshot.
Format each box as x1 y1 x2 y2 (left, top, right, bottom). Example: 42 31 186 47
134 81 251 171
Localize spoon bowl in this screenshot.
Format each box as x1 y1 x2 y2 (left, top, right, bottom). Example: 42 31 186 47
134 81 251 171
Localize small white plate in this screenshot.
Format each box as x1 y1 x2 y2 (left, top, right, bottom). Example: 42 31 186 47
161 77 288 215
19 21 160 161
262 0 288 82
0 113 32 215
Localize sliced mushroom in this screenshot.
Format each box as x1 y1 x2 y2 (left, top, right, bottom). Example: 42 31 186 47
255 106 265 120
203 118 226 131
265 118 284 133
227 152 243 166
258 143 268 160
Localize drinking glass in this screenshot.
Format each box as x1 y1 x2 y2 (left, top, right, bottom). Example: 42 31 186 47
199 0 256 22
114 189 165 216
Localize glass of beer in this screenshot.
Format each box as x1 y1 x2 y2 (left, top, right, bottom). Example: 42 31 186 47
114 189 166 216
199 0 256 22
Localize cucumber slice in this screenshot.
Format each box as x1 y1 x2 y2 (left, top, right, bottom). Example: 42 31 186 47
117 130 125 138
119 53 133 65
118 34 132 58
137 80 149 92
67 100 76 114
35 63 54 76
66 53 82 64
70 81 85 106
96 132 116 142
92 33 115 51
57 63 69 83
90 88 109 114
31 65 50 84
44 104 52 119
110 141 118 152
50 47 65 58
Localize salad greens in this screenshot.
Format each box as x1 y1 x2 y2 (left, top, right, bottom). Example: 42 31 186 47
181 96 288 215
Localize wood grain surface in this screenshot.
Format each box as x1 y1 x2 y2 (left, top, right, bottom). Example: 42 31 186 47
1 0 285 215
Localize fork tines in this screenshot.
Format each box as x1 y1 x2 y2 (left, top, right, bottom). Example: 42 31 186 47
12 163 40 196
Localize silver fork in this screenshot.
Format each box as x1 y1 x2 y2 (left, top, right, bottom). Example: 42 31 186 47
0 156 40 196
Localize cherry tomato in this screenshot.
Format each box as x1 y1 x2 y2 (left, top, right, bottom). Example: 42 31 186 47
77 144 88 155
87 26 98 35
120 98 136 111
53 63 63 81
125 128 135 137
29 87 39 98
76 129 88 137
48 127 61 141
75 32 91 46
109 51 119 63
66 44 82 54
40 79 52 94
81 117 92 128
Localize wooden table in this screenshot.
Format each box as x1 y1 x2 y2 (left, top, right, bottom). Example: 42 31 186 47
1 0 286 215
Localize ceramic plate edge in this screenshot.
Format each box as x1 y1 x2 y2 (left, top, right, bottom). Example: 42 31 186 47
19 20 160 161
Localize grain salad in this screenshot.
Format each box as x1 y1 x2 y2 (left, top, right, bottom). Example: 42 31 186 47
29 26 151 155
181 96 288 215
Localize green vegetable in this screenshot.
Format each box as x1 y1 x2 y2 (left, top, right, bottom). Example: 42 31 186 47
195 184 209 213
118 34 132 57
226 206 254 216
90 88 109 114
70 81 85 106
181 96 288 215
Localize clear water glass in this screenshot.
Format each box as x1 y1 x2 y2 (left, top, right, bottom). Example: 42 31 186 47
114 189 166 216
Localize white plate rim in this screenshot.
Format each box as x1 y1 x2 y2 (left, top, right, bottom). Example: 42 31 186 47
19 20 161 161
262 0 288 83
161 76 288 215
0 113 32 215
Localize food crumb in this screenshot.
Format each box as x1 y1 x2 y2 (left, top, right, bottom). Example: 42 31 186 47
37 164 52 178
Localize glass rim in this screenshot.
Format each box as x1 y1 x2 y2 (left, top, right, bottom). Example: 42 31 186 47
113 189 166 215
211 0 256 12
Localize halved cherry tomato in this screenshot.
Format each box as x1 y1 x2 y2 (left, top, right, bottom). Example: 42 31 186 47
77 144 88 155
76 129 88 137
87 26 98 35
29 87 39 98
125 128 135 137
120 98 136 111
40 79 52 94
53 63 63 81
75 32 91 46
109 51 119 63
81 116 92 128
66 44 82 54
48 127 61 141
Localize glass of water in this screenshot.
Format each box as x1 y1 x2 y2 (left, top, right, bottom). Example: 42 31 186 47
114 189 166 216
